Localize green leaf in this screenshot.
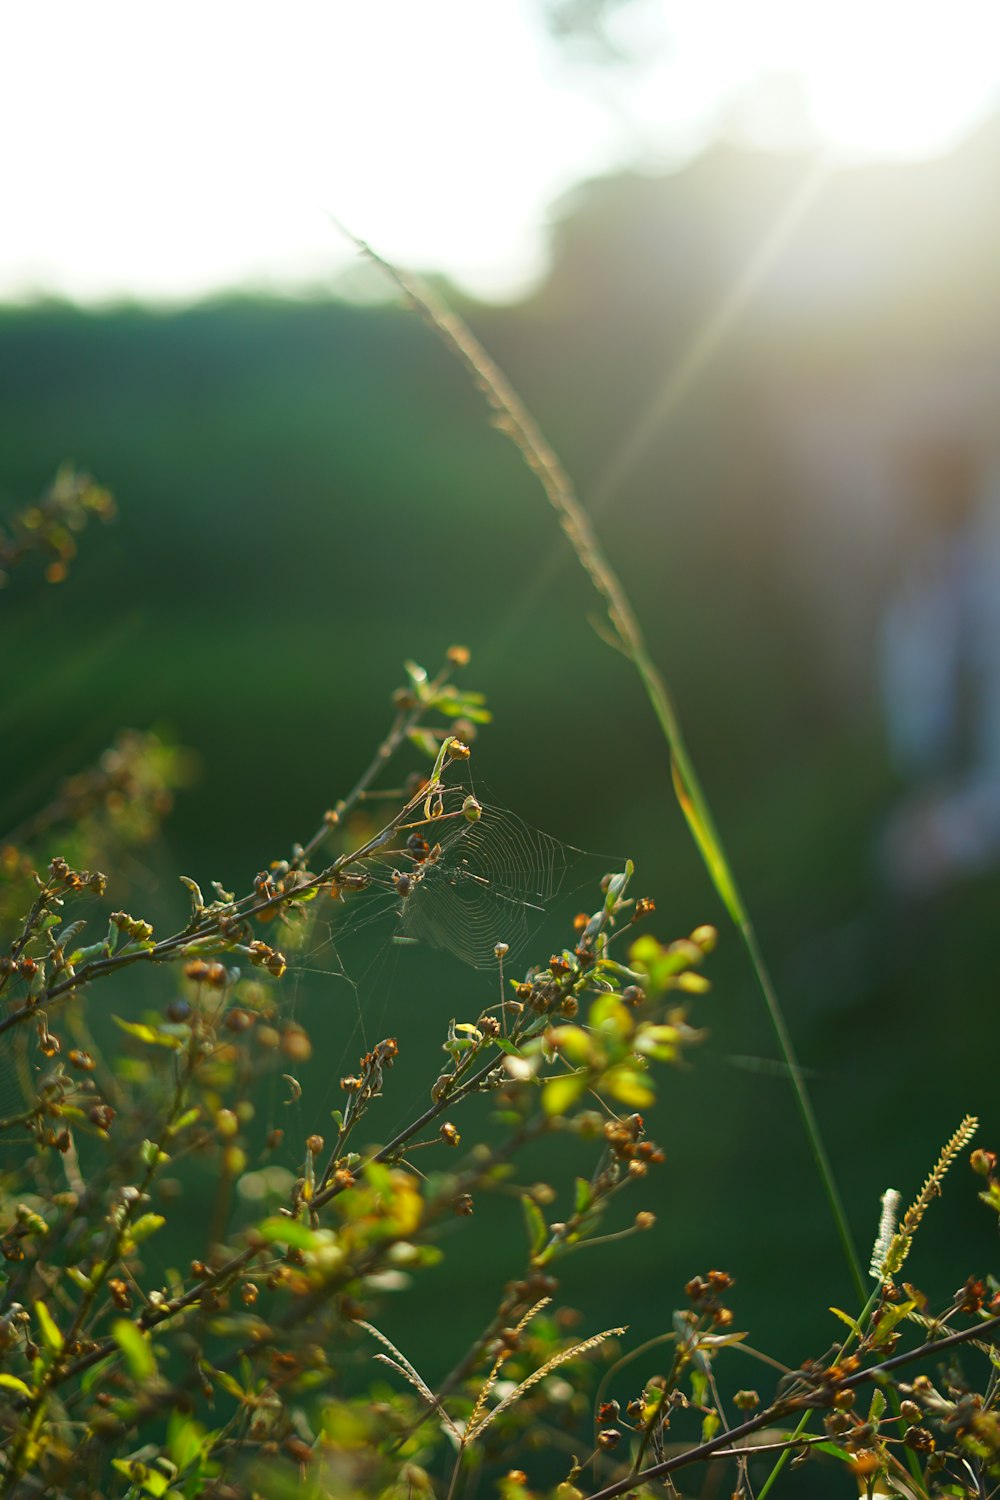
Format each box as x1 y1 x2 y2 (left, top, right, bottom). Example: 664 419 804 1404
542 1072 587 1117
868 1388 886 1424
696 1330 748 1348
574 1178 592 1215
810 1440 856 1463
69 940 111 965
594 959 644 985
112 1319 156 1381
167 1409 213 1471
34 1300 63 1353
522 1195 547 1256
492 1037 524 1057
602 864 633 914
179 875 205 911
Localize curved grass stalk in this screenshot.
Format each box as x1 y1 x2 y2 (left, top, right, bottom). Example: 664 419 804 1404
339 224 866 1302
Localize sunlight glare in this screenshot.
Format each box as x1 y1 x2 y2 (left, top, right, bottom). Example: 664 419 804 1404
2 0 1000 303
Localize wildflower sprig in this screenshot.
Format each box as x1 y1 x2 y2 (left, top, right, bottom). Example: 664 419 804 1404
0 648 723 1499
0 465 115 587
0 650 480 1067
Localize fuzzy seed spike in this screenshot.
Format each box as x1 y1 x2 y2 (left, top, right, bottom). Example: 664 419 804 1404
361 1321 461 1438
467 1300 553 1436
868 1188 901 1281
902 1115 979 1238
468 1325 626 1440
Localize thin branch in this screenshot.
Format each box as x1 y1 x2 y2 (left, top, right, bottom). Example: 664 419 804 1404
584 1313 1000 1500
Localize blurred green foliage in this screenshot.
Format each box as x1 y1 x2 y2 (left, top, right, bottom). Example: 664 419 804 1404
0 270 996 1395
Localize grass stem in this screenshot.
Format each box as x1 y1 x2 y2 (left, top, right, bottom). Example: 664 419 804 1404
341 226 866 1300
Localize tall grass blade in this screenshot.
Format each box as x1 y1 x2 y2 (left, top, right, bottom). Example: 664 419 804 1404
339 224 866 1300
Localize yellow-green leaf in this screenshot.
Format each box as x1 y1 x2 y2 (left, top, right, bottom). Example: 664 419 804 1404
407 728 439 759
829 1306 862 1336
590 995 632 1039
207 1366 247 1401
112 1319 156 1381
130 1213 166 1244
141 1139 169 1168
671 754 742 925
111 1459 170 1496
257 1216 319 1252
34 1300 63 1353
522 1195 547 1256
542 1072 587 1117
603 1065 655 1108
556 1027 592 1066
0 1374 32 1397
112 1016 183 1049
871 1299 916 1347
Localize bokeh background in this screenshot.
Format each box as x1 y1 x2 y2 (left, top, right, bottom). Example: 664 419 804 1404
3 0 999 1442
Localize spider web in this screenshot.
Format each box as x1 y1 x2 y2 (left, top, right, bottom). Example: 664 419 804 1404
272 792 601 1136
0 797 601 1149
324 798 573 972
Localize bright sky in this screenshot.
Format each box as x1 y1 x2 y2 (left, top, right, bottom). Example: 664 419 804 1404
4 0 1000 305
